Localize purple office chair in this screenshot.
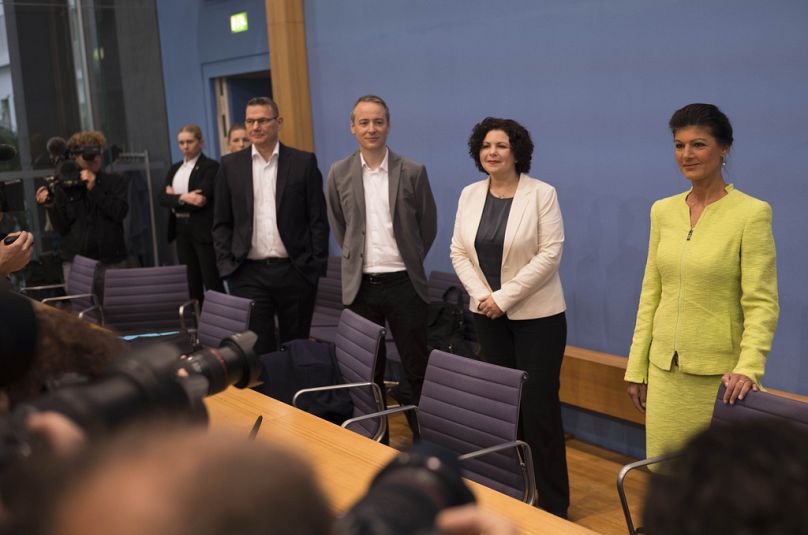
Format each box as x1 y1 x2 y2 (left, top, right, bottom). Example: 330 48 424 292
310 256 343 329
343 349 537 504
22 254 101 322
617 384 808 535
81 265 192 336
179 289 254 349
293 309 387 441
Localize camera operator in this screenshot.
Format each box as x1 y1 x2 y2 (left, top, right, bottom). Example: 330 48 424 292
35 131 129 282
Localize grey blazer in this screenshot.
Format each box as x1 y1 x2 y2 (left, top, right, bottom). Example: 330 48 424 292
326 149 437 305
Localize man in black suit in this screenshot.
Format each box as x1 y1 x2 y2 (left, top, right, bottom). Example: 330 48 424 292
213 97 329 354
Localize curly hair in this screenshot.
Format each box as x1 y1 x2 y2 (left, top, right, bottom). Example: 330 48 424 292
467 117 534 175
669 103 733 147
66 130 107 151
3 301 125 405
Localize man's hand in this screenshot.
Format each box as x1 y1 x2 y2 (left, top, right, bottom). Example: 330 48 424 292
0 231 33 277
35 186 54 207
80 169 97 191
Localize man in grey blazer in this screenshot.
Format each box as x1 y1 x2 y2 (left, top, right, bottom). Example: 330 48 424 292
326 95 437 405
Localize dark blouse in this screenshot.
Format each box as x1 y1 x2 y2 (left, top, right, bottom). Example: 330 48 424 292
474 191 513 291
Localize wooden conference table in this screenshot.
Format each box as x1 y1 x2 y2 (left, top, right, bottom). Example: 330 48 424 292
205 387 597 535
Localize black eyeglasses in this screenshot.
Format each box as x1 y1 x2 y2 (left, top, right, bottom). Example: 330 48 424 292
245 117 277 127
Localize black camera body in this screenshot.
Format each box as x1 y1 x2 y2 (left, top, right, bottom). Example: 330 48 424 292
0 331 261 469
43 145 104 202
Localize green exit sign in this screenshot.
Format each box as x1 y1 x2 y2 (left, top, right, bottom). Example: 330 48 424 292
230 12 248 33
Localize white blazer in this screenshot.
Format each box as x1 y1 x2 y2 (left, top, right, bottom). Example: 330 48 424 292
450 174 566 320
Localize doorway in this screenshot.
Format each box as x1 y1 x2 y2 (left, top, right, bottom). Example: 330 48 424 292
213 70 271 157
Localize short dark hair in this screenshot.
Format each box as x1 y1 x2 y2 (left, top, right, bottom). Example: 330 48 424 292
669 103 733 147
351 95 390 123
246 96 279 118
467 117 534 175
644 419 808 535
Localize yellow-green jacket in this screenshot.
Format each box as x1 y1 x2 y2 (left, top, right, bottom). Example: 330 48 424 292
625 184 778 385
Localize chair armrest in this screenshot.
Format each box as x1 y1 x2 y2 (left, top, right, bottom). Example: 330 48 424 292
616 452 681 535
459 440 537 505
341 404 417 442
295 382 389 442
178 298 200 345
41 293 97 306
293 381 384 411
21 283 67 294
78 303 105 325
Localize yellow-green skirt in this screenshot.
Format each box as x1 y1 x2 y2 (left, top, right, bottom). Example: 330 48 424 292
646 362 722 459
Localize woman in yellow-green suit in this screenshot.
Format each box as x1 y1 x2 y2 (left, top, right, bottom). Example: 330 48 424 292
625 103 779 459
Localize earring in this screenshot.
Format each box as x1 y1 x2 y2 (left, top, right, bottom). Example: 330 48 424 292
721 155 727 167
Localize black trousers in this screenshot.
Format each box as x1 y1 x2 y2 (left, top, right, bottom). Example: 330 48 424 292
472 311 569 518
175 221 223 303
228 260 316 355
348 272 429 405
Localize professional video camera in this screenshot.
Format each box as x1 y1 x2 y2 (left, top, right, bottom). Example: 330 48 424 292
0 330 261 469
337 442 476 535
42 137 103 200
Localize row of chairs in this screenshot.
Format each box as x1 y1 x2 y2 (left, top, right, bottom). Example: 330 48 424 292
30 256 534 503
296 308 537 504
25 254 254 349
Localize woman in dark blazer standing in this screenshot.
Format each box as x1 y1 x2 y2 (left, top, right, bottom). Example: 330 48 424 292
159 124 223 302
451 117 568 518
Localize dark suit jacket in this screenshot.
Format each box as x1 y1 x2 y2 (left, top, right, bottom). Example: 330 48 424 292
326 149 437 304
158 153 219 243
47 170 129 263
212 144 329 285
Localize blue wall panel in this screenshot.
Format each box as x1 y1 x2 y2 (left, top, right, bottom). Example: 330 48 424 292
156 0 268 161
304 0 808 454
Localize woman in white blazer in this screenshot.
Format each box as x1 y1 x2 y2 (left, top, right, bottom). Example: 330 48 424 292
450 117 569 518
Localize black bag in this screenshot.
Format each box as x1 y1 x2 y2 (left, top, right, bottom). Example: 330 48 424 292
253 339 354 424
427 287 477 359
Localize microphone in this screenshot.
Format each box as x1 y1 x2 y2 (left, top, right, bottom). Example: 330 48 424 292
46 137 67 159
0 144 17 161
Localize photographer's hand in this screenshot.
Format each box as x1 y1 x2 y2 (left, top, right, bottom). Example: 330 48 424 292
26 412 86 457
436 505 518 535
0 231 33 277
80 169 97 191
35 186 54 207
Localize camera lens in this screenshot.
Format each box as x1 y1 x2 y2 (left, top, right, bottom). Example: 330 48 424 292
337 442 475 535
180 331 261 396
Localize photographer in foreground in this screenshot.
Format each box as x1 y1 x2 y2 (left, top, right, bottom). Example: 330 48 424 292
35 131 129 282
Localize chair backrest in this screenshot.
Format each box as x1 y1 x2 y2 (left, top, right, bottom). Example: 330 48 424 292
333 309 386 439
712 384 808 432
314 256 343 314
427 270 470 306
101 265 190 335
197 290 254 348
67 254 100 317
418 350 528 500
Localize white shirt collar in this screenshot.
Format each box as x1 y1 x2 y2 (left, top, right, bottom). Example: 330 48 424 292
251 142 280 164
183 153 201 166
359 148 389 172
